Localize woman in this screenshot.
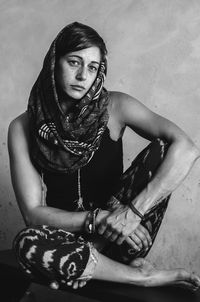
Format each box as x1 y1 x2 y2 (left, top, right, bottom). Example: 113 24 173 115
8 22 200 291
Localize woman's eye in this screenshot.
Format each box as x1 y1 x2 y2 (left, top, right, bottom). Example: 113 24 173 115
69 60 80 66
89 65 98 72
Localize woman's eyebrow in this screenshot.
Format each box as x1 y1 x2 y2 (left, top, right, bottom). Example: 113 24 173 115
67 55 100 65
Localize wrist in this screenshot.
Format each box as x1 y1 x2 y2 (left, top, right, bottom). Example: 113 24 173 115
130 186 154 215
128 202 144 220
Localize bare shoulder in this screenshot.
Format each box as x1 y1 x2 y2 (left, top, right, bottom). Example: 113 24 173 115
108 91 145 124
106 91 138 140
8 112 29 136
109 90 134 100
8 111 30 154
109 90 135 104
108 91 142 113
9 111 28 130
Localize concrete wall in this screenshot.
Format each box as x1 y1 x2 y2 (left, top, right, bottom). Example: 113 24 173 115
1 0 200 273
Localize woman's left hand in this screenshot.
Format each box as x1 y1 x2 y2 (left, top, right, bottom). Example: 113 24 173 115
97 204 142 247
127 224 152 251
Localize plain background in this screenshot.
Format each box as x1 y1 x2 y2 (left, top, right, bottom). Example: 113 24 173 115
0 0 200 274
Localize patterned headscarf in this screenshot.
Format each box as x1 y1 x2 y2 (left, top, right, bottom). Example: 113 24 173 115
28 25 109 174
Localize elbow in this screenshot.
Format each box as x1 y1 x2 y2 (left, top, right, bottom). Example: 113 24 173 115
23 206 41 227
22 210 35 227
190 143 200 162
178 136 200 163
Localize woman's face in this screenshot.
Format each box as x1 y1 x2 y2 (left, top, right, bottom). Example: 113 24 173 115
55 46 101 100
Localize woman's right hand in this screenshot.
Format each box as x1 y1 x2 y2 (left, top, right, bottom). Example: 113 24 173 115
96 209 152 251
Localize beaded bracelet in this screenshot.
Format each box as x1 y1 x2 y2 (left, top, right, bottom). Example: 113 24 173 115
129 203 144 220
85 211 93 234
85 208 101 234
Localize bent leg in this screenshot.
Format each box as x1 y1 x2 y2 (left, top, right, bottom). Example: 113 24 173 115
13 225 98 287
13 225 200 291
104 139 171 263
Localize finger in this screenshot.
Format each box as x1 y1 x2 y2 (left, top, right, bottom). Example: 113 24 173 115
126 237 142 251
97 223 107 235
109 232 120 242
116 233 126 245
134 229 149 250
130 233 143 249
137 225 152 246
103 230 113 239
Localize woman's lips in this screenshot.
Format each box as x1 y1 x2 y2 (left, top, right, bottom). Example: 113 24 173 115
71 85 85 91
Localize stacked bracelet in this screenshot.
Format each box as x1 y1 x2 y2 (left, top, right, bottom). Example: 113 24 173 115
85 208 101 234
129 203 144 220
85 211 93 234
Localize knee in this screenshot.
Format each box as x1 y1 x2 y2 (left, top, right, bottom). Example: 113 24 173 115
13 226 43 276
13 225 91 284
13 225 74 264
154 138 169 158
13 225 47 257
142 138 169 172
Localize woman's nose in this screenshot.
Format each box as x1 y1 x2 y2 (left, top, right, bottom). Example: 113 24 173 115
76 66 87 81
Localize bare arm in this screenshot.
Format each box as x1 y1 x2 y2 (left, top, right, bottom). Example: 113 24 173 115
7 112 108 233
116 92 200 214
98 92 200 241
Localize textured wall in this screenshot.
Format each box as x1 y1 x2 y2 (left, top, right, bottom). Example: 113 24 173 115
1 0 200 273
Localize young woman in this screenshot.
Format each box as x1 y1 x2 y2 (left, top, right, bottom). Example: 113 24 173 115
8 22 200 291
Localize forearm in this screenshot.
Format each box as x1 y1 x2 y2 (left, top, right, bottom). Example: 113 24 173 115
133 138 200 215
27 204 109 234
27 205 89 233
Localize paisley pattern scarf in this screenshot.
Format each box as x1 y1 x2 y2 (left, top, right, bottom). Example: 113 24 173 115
28 25 109 174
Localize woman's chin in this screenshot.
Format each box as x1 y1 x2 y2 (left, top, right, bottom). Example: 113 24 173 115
66 90 86 100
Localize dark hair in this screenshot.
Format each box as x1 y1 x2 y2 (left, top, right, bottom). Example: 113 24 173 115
56 22 107 62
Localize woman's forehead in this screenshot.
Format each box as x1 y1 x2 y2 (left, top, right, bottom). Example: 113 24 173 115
64 47 101 63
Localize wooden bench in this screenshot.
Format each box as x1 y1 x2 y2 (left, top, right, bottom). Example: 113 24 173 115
0 249 199 302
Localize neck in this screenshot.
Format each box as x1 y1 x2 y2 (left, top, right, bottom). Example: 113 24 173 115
57 88 78 114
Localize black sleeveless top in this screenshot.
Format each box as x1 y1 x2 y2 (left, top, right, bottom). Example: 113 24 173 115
41 128 123 211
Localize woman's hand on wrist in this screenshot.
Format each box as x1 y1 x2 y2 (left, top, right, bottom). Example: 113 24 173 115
97 204 142 244
95 210 110 226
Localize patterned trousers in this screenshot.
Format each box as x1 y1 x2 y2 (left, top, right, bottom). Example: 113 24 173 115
13 139 171 286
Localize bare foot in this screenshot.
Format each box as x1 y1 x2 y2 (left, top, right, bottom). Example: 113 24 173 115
129 258 200 291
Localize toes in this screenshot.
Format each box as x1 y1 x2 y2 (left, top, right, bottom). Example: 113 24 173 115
67 280 73 286
79 281 87 288
174 280 199 291
190 273 200 288
49 281 59 290
72 281 79 289
67 279 87 289
175 270 200 290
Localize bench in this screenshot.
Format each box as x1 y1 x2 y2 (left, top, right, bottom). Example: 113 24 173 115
0 249 199 302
